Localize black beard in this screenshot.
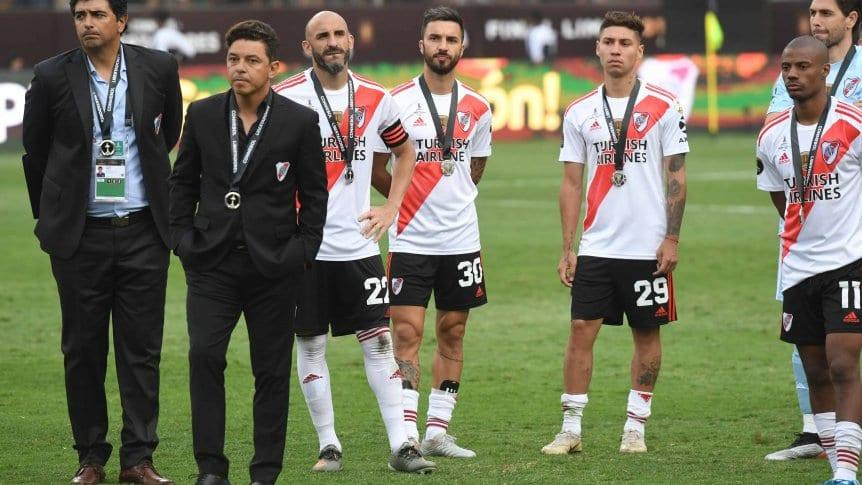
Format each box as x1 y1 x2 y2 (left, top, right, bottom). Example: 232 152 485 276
313 48 350 75
424 52 459 75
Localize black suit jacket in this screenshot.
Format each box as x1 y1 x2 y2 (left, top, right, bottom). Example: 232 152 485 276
169 90 327 279
22 44 182 258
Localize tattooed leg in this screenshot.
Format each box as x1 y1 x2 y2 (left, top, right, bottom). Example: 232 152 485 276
631 326 662 392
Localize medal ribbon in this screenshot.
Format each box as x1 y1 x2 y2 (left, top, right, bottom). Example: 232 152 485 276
418 75 458 161
229 89 274 189
87 46 125 142
601 79 640 175
310 70 355 177
789 96 831 220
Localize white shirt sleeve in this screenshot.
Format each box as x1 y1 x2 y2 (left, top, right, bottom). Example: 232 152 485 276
756 137 785 192
660 100 690 156
558 112 586 164
470 109 493 157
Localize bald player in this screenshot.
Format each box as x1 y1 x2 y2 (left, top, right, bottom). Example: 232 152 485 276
757 35 862 484
763 2 862 462
274 11 435 474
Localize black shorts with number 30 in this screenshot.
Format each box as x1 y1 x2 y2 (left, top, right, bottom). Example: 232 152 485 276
570 256 677 327
387 251 488 311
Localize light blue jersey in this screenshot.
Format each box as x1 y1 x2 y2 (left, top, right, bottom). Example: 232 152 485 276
768 45 862 113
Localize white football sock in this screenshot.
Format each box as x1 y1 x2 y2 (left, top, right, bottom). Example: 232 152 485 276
296 335 340 452
815 411 838 472
357 327 408 452
834 421 862 481
402 389 420 441
803 413 818 434
561 393 588 436
425 388 456 440
624 390 653 434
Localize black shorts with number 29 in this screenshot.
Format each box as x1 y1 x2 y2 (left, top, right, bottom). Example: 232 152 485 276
570 256 677 327
387 251 487 311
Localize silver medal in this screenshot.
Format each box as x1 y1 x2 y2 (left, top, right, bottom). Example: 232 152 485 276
441 159 455 176
224 191 241 210
611 170 626 187
344 167 354 184
99 139 116 157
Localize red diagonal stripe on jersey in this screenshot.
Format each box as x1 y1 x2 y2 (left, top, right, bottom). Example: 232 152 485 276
326 162 347 191
583 95 670 231
344 85 384 138
782 118 859 259
398 161 443 234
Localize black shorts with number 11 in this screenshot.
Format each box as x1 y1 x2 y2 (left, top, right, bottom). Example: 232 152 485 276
570 256 677 327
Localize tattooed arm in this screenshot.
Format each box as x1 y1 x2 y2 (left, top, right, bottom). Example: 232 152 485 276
470 156 488 185
655 153 687 276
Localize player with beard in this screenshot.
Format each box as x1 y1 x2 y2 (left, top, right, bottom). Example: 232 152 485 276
274 10 435 474
764 0 862 462
757 35 862 485
543 10 688 455
372 6 492 459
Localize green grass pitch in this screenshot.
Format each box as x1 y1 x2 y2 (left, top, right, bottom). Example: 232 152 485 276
0 134 834 483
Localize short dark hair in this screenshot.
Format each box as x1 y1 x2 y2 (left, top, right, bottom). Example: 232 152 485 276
833 0 862 43
69 0 127 20
421 6 464 39
599 11 645 40
225 20 279 62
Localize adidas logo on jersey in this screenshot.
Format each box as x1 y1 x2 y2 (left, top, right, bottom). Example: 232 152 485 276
302 373 323 384
844 311 861 324
475 286 485 298
654 306 668 317
413 116 426 127
589 120 601 131
779 152 790 164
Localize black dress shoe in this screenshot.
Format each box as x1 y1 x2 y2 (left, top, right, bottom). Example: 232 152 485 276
194 474 230 485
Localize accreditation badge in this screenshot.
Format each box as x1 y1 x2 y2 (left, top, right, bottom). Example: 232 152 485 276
94 139 127 202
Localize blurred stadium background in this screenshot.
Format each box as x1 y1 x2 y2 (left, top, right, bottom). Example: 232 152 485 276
0 0 839 483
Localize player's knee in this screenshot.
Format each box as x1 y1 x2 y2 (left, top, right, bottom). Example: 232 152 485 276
393 321 422 347
188 343 227 370
359 329 395 360
297 334 327 363
828 353 861 386
438 321 466 345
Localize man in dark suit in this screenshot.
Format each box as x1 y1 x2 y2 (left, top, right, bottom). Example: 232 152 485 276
169 20 327 485
22 0 181 484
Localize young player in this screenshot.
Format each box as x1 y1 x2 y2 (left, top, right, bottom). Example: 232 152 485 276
543 10 689 455
274 10 435 474
373 6 492 458
757 35 862 485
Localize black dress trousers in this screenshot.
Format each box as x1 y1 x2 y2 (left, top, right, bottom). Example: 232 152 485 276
185 245 297 483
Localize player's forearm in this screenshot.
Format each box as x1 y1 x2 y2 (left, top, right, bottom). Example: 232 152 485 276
559 181 582 252
470 156 488 185
371 152 393 197
665 153 687 238
385 143 416 209
769 191 786 219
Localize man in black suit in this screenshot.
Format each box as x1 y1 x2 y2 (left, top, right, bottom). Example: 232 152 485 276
22 0 181 483
169 20 327 485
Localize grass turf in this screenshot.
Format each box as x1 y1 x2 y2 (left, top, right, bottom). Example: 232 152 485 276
0 133 833 483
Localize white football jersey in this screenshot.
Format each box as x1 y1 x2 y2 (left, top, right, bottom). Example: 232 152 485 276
559 81 690 260
756 98 862 291
275 69 408 261
380 76 493 255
